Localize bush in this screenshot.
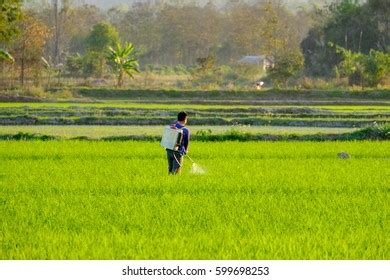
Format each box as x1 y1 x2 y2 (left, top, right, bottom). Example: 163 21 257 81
345 124 390 140
82 51 105 78
379 73 390 87
268 49 304 88
334 45 390 88
141 64 188 76
9 87 76 100
65 54 83 76
0 132 56 140
54 89 75 99
173 64 189 75
297 77 349 89
195 129 212 137
232 64 264 81
24 86 48 98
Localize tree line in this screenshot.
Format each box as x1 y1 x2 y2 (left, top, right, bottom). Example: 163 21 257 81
0 0 389 88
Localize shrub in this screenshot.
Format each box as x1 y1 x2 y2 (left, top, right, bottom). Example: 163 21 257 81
333 44 390 88
55 89 75 99
24 86 48 98
195 129 212 137
296 77 348 89
0 132 56 140
173 64 188 75
232 64 264 81
346 124 390 140
65 54 83 76
268 49 304 88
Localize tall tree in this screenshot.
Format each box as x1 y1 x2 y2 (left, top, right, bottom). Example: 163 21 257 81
301 0 387 77
51 0 71 63
224 2 262 58
34 3 104 62
268 48 304 87
66 5 105 54
85 21 119 77
334 44 390 87
12 14 50 86
119 1 160 64
368 0 390 51
260 2 288 57
86 21 119 52
0 0 22 43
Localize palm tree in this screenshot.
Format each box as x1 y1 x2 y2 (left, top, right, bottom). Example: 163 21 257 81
0 49 14 63
107 42 139 87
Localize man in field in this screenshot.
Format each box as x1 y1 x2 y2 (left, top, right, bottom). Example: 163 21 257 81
167 111 190 174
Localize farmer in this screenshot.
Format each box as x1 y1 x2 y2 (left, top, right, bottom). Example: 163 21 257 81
167 111 190 174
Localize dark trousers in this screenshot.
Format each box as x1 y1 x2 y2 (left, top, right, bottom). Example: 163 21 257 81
166 149 183 174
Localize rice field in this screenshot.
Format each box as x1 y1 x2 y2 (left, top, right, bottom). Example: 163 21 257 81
1 141 389 259
1 103 388 127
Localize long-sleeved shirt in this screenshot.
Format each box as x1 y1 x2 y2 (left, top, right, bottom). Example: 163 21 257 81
172 121 189 155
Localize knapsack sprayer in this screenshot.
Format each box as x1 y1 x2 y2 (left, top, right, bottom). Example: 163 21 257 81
160 125 183 151
161 126 206 174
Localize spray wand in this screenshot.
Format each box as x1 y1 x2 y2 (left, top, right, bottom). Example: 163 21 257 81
185 154 195 163
185 154 206 174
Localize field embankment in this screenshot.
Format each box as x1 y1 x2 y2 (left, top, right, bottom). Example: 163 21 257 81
75 88 390 104
1 88 390 104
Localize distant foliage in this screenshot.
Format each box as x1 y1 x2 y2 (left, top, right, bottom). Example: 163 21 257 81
0 0 22 42
65 53 83 76
196 55 216 74
333 44 390 87
11 14 50 86
84 22 120 77
268 49 304 87
347 124 390 140
1 0 388 89
301 0 390 77
107 42 140 87
364 50 390 87
85 22 119 53
0 48 14 63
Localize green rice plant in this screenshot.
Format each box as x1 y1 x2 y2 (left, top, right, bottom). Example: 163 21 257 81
0 141 389 259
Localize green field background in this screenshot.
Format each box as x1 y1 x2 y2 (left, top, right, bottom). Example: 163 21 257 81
1 141 389 259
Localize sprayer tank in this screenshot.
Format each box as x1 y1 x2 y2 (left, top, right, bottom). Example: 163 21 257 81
161 126 183 151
